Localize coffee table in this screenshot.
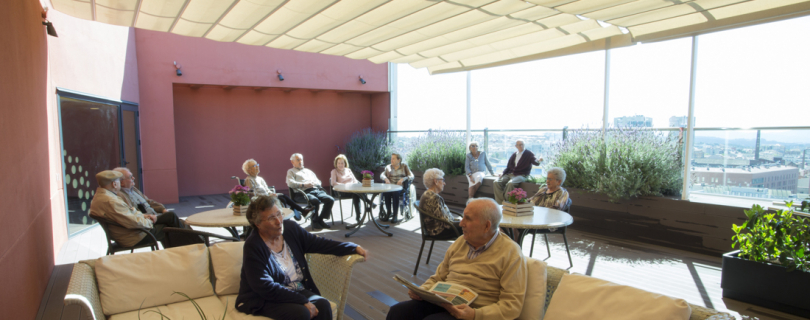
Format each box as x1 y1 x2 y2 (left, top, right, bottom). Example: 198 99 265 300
500 205 574 267
185 207 293 239
334 183 402 237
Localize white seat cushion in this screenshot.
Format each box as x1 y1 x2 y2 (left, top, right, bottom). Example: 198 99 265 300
219 294 338 320
517 258 547 320
210 241 245 295
108 296 232 320
95 244 214 315
544 273 691 320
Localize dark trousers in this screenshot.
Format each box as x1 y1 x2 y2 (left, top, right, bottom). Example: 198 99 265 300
277 193 306 212
136 212 190 248
252 289 331 320
382 180 410 219
350 194 362 220
386 300 455 320
301 188 334 222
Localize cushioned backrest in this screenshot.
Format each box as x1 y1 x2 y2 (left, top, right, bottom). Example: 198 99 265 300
517 258 547 320
544 273 691 320
95 244 214 315
209 241 245 295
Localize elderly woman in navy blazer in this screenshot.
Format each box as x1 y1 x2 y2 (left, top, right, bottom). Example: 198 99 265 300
236 195 368 320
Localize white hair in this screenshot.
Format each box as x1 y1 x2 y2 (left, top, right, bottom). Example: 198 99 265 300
466 198 501 230
290 153 303 161
422 168 445 189
468 141 479 149
547 167 566 185
516 139 525 145
242 159 256 175
112 167 131 175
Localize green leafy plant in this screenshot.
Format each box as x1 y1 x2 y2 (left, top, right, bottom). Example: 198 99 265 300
405 130 466 176
229 185 250 206
344 128 393 179
548 127 683 202
525 175 546 185
139 292 227 320
731 203 810 272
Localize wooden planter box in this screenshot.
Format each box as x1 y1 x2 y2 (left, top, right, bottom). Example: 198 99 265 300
722 251 810 318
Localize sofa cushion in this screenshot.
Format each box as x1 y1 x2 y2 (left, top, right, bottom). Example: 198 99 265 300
517 258 547 320
108 296 231 320
95 244 214 315
210 241 245 295
544 273 691 320
219 294 337 320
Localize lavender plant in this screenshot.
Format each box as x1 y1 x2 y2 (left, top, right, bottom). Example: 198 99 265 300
406 130 466 176
344 129 393 179
548 127 683 202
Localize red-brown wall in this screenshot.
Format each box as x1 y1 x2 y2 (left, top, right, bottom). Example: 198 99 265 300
134 29 389 202
173 86 386 196
0 0 54 318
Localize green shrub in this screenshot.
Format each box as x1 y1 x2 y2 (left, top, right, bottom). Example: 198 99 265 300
732 203 810 272
344 129 393 179
406 130 466 176
548 127 683 201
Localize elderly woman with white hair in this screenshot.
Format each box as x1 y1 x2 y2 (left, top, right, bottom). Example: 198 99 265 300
529 167 570 210
418 168 463 237
243 159 313 221
465 141 494 199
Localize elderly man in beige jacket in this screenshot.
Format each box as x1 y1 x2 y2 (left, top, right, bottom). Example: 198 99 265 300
89 170 188 248
387 198 528 320
113 167 167 215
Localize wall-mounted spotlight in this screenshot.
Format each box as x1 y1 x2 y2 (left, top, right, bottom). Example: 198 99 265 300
359 75 366 85
277 69 284 81
41 8 58 37
174 61 182 76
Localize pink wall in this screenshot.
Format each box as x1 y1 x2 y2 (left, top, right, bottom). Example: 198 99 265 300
173 86 384 196
0 0 53 318
134 29 388 203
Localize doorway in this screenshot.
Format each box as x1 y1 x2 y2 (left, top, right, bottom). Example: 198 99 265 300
57 89 142 236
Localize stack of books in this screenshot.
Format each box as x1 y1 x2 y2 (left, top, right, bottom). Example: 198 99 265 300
502 202 533 216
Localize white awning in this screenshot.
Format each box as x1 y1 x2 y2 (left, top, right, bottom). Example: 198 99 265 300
51 0 810 74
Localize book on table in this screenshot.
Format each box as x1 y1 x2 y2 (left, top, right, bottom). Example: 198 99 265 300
393 275 478 306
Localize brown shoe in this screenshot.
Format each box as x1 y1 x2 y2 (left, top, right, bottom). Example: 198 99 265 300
300 206 314 217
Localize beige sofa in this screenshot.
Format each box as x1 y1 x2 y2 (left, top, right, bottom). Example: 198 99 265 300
544 265 729 320
63 243 364 320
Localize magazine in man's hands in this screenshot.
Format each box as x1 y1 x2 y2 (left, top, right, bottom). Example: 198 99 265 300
393 275 478 306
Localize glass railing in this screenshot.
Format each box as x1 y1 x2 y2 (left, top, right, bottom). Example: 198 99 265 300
389 126 810 209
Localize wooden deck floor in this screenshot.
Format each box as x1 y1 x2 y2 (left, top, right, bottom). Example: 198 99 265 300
43 194 805 320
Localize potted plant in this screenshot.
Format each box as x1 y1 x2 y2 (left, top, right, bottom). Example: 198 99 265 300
344 128 393 180
722 203 810 317
503 188 532 216
230 185 251 216
361 170 374 187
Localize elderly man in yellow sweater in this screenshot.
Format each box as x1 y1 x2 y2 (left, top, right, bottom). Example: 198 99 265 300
387 198 528 320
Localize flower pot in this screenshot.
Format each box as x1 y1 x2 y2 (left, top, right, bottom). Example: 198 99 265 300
721 250 810 318
503 202 533 216
233 205 249 216
362 179 372 187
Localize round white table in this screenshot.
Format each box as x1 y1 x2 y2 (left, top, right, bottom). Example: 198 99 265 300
499 205 574 267
334 183 402 237
185 207 293 239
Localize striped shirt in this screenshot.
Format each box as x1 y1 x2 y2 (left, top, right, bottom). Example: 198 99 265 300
466 231 500 260
530 186 569 210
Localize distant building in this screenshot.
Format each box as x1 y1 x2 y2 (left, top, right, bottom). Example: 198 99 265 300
691 166 800 193
668 116 695 128
798 178 809 195
614 115 652 127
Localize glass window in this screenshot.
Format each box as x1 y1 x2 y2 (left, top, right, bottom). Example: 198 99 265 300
395 63 467 130
608 37 693 129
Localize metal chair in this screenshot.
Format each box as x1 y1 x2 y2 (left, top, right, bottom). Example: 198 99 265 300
528 198 573 268
379 179 414 222
93 215 160 255
413 203 461 276
328 185 351 224
162 227 239 248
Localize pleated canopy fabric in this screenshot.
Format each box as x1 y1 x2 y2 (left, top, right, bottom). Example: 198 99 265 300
51 0 810 74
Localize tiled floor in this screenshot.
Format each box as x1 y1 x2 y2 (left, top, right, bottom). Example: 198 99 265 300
53 194 805 320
